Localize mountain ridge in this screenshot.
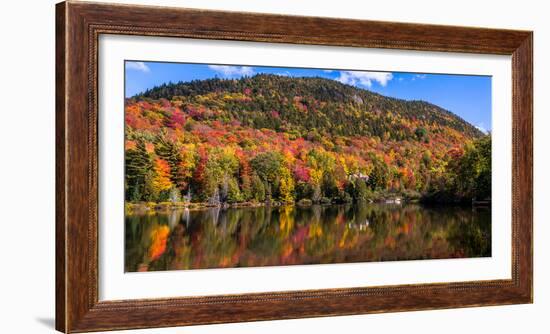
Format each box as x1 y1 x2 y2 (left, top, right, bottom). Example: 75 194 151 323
132 73 483 140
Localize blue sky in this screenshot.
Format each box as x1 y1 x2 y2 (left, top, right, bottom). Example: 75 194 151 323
125 61 492 132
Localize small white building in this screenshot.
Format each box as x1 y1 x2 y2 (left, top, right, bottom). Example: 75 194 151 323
348 173 369 182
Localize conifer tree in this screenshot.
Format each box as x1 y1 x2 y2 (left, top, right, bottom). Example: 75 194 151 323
125 138 152 201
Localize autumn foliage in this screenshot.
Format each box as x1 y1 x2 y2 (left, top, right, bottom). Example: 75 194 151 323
125 74 490 204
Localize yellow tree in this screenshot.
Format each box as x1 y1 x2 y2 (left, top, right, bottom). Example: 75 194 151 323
279 166 295 203
152 158 173 194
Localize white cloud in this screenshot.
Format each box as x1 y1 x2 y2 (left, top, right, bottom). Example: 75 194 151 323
475 123 488 134
336 71 393 88
412 74 427 81
276 71 292 77
126 61 150 73
208 65 254 77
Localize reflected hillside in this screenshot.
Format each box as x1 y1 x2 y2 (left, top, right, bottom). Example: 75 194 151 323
125 203 491 272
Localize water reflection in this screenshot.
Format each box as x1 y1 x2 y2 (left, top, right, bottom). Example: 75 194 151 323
125 203 491 272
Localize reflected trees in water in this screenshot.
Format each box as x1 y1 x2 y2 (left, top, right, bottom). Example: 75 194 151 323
125 203 491 272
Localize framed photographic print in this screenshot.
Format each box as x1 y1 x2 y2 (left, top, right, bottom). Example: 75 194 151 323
56 1 532 332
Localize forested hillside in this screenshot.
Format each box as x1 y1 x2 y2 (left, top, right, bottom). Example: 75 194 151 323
125 74 490 205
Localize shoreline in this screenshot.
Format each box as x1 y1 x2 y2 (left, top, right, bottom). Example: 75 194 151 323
124 196 486 214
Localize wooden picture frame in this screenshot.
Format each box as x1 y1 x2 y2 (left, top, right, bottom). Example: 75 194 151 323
56 1 532 332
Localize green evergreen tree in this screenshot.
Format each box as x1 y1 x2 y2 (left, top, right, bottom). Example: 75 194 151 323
125 139 152 201
250 174 266 202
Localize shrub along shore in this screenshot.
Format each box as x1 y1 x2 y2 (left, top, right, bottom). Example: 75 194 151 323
126 189 424 214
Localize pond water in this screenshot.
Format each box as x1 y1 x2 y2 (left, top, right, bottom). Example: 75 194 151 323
125 203 491 272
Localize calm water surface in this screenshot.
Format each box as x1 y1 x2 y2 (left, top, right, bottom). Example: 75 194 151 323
125 203 491 272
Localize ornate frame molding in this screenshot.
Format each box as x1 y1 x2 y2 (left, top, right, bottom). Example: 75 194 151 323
56 1 532 332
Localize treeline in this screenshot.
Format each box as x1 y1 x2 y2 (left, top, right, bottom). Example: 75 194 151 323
125 121 491 205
